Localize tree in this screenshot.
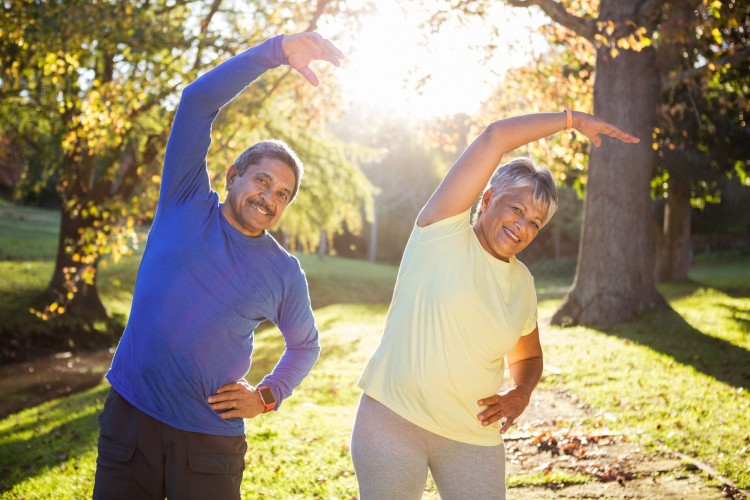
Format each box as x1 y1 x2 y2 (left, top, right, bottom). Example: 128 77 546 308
652 1 750 281
0 0 372 321
425 0 749 324
332 108 444 263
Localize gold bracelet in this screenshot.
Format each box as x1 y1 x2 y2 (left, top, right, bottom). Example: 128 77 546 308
564 107 573 130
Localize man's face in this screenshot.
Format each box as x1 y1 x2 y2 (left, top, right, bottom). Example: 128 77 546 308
473 188 547 261
222 157 296 237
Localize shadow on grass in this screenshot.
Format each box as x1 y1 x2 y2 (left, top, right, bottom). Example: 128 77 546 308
598 306 750 392
0 385 108 491
659 278 750 302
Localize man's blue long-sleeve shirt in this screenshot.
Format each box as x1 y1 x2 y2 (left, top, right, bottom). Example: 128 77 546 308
106 36 320 436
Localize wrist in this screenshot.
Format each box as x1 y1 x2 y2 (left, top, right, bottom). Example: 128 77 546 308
563 107 573 130
257 385 277 413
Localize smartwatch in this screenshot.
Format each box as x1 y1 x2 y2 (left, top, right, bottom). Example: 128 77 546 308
257 385 276 413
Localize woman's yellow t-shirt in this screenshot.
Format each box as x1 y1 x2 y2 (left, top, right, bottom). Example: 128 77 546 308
358 209 538 446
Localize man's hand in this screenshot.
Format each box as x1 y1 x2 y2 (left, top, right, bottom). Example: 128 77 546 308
208 380 265 420
572 111 640 147
282 32 344 86
477 385 533 434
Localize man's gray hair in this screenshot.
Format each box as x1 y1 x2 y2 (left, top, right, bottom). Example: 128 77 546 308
233 140 304 201
475 157 558 226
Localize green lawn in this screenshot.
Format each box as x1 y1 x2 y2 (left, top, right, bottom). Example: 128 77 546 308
1 202 748 497
537 256 750 489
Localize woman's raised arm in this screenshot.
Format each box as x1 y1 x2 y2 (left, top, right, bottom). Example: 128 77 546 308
416 110 639 227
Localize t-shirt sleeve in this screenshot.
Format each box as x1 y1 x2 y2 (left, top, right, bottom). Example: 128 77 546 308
398 209 473 275
259 262 320 409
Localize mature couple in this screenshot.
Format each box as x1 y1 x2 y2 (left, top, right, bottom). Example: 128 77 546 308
93 32 638 500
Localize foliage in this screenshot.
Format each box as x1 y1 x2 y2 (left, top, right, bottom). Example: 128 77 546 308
0 0 374 320
650 0 750 211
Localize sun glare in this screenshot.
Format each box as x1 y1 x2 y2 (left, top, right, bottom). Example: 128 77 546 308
322 1 546 120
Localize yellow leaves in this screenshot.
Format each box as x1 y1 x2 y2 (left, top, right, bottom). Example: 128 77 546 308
710 27 723 44
151 175 161 184
595 22 652 57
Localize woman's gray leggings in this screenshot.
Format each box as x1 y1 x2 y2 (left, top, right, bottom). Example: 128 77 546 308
350 394 506 500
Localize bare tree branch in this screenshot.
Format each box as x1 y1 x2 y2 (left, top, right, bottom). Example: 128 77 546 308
662 47 750 92
506 0 597 42
191 0 224 71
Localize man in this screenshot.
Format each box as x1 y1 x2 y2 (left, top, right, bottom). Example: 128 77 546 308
94 32 344 499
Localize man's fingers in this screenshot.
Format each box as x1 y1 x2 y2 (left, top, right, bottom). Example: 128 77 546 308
219 409 241 420
296 65 319 86
322 38 345 65
215 382 245 393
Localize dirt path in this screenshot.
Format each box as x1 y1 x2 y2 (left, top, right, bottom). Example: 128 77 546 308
0 352 745 499
0 349 113 418
508 387 744 499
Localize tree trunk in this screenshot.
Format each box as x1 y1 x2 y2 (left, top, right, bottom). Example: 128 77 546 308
317 229 328 258
47 207 108 319
368 202 378 262
552 2 669 325
656 175 692 282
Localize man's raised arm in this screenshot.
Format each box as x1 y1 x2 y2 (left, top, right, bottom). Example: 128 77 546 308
159 33 343 206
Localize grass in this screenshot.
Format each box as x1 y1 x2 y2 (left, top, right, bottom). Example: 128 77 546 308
1 202 749 496
536 255 750 490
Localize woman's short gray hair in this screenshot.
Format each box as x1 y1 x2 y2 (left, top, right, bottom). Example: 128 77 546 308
475 157 558 226
234 140 304 201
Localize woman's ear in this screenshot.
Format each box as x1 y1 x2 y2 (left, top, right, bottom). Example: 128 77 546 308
481 189 494 210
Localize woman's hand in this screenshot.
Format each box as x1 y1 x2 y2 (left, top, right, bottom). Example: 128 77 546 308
477 385 533 434
281 32 345 86
572 111 640 147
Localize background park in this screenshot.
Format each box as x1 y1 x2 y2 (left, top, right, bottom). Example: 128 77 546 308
0 0 749 498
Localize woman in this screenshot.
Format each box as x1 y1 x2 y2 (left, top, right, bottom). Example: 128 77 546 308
351 109 639 499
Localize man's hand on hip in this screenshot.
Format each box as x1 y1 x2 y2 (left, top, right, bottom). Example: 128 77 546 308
208 380 265 419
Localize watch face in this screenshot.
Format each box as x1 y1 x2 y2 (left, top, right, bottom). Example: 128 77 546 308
259 387 275 404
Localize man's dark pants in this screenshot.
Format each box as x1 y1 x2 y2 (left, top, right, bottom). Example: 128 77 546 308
93 389 247 499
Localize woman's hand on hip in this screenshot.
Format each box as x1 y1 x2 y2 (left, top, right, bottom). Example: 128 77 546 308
477 385 533 434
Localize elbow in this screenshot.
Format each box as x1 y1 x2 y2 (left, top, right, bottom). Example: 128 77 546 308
483 120 504 140
180 83 199 104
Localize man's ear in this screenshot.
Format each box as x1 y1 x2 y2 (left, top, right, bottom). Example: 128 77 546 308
226 164 238 189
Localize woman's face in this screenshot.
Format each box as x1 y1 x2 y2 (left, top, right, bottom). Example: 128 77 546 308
473 188 547 262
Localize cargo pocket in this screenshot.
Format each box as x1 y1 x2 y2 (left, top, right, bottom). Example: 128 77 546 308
186 434 246 500
93 389 139 500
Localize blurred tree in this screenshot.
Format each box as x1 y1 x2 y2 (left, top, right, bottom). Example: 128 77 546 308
0 0 372 321
332 108 443 263
651 1 750 281
423 0 749 324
